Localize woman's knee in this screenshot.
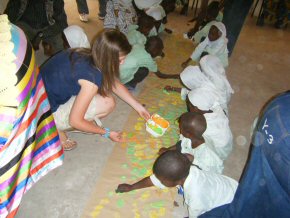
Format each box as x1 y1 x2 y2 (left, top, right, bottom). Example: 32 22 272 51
103 95 116 113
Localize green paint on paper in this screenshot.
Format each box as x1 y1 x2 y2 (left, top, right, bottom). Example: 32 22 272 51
163 89 170 95
108 191 114 197
127 132 134 138
121 163 128 168
121 176 126 180
132 168 147 177
150 201 165 209
128 190 137 195
131 176 138 180
117 199 125 208
138 159 152 166
127 147 135 155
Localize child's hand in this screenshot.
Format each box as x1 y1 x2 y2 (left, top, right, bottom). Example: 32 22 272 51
164 85 173 92
158 147 168 155
181 61 188 69
109 131 124 142
116 184 133 193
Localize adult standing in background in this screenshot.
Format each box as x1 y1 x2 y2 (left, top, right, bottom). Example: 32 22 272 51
5 0 68 55
77 0 108 22
98 0 108 20
76 0 90 22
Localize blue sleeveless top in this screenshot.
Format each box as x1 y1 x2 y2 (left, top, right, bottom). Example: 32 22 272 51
40 50 103 112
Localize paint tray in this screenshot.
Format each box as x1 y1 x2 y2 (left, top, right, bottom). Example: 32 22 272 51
146 114 170 137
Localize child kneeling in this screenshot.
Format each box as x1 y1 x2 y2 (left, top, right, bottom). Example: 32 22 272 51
120 36 172 90
116 150 238 218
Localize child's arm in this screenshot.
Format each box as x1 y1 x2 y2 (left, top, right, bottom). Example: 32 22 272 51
116 176 153 193
158 144 177 154
159 140 181 154
164 85 182 93
154 71 179 79
188 16 198 23
181 58 191 68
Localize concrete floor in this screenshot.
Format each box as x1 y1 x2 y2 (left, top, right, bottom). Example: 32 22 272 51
1 0 289 217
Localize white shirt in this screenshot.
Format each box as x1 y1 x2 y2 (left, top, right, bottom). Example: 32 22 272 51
150 134 224 189
180 135 224 174
203 107 233 161
184 166 238 218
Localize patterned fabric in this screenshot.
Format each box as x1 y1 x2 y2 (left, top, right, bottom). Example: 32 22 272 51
0 24 63 218
104 0 137 34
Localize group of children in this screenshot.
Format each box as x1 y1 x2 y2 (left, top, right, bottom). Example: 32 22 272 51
109 1 238 217
31 0 237 217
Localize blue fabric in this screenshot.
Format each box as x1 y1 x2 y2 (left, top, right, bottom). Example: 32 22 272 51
199 91 290 218
40 50 103 112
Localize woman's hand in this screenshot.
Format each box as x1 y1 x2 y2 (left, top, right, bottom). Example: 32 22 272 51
116 184 134 193
112 81 150 120
134 103 150 121
109 131 124 142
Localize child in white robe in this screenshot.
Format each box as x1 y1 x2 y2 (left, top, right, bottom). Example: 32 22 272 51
63 25 90 49
159 112 224 174
182 21 229 68
187 88 233 161
200 54 234 115
116 151 238 218
126 14 155 46
164 65 229 114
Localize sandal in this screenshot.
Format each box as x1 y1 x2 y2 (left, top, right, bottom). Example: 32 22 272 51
62 139 77 151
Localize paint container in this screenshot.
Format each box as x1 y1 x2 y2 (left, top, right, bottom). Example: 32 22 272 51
146 114 169 137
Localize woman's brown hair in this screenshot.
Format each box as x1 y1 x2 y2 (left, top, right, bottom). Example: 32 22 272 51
71 29 131 96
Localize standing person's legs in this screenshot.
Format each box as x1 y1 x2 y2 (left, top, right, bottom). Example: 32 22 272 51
76 0 89 22
125 67 149 89
98 0 108 19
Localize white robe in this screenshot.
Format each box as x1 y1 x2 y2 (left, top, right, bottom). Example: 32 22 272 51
184 166 238 218
190 22 229 67
200 54 234 114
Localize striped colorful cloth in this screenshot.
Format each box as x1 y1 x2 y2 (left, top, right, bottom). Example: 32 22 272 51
0 24 64 217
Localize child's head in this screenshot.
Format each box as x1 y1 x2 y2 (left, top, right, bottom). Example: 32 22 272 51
91 29 132 95
138 14 155 36
153 150 191 187
63 25 90 49
208 22 226 42
145 36 164 58
42 41 54 56
178 112 207 141
161 0 176 15
206 1 220 22
208 25 221 42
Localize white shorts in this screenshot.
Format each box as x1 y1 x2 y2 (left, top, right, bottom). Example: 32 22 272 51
53 96 101 131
